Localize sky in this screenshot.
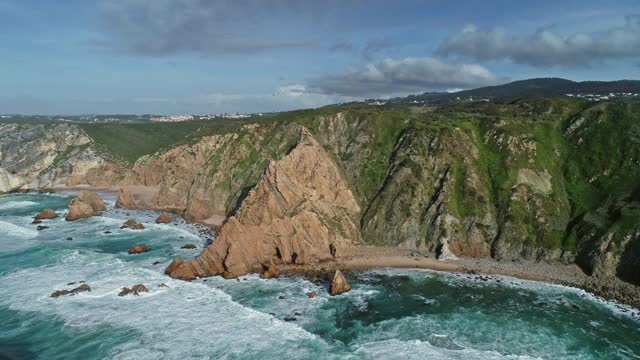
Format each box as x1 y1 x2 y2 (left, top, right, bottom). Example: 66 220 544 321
1 0 640 115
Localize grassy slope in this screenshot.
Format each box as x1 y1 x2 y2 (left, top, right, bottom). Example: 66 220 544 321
79 118 252 164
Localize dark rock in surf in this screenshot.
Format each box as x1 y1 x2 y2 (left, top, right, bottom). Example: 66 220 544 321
51 283 91 298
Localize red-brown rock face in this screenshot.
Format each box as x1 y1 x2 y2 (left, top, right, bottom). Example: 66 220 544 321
166 128 361 280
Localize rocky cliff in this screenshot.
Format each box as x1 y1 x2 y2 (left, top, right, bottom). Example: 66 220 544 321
166 127 361 279
0 123 119 192
3 99 639 286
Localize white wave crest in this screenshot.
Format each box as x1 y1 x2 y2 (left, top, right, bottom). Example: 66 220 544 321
0 200 37 210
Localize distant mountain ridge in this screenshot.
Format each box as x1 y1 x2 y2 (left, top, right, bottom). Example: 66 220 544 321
389 78 640 104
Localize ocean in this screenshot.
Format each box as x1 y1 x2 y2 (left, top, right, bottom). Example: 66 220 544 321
0 193 638 359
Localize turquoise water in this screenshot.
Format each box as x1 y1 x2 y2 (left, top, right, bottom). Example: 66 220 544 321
0 193 639 359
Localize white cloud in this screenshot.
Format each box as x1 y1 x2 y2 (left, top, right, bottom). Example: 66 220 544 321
438 16 640 67
97 0 357 56
306 57 506 97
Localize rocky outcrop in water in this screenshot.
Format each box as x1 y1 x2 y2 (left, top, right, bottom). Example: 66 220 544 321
128 244 150 254
155 212 171 224
35 209 58 220
50 283 91 298
330 270 351 296
118 284 149 296
65 191 106 221
166 128 361 280
120 219 145 230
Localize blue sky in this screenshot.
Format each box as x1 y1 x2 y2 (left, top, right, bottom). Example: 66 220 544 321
1 0 640 114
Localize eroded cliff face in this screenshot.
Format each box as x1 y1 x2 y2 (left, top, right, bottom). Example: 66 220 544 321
116 122 301 223
166 127 361 279
359 127 496 259
0 123 119 192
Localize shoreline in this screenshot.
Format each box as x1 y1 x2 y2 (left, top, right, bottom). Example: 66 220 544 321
6 188 640 310
280 247 640 310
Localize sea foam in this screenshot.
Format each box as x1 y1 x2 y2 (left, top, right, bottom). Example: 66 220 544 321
0 250 329 359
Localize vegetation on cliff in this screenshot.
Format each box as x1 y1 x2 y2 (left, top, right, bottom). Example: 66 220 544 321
2 98 639 285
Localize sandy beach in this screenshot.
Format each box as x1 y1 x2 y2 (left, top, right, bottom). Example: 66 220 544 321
280 246 640 309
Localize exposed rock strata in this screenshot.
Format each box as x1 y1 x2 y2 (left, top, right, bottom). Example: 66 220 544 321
166 128 361 279
0 123 117 192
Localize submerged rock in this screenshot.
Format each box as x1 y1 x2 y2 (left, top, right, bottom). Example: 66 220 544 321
36 225 49 231
35 209 57 220
128 244 150 254
120 219 145 230
181 243 197 249
118 284 149 296
50 283 91 298
65 191 106 221
330 270 351 296
155 212 171 224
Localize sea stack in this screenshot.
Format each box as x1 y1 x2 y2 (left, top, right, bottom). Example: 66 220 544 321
65 191 106 221
330 270 351 296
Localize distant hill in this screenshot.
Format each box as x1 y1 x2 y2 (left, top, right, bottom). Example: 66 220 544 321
388 78 640 104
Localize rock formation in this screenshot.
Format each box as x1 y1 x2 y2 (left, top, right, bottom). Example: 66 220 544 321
120 219 145 230
128 244 150 254
118 284 149 296
181 244 196 249
50 283 91 298
155 212 171 224
166 128 361 280
0 168 24 193
164 258 184 275
35 209 58 220
330 270 351 296
0 123 118 193
260 259 280 279
65 191 106 221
